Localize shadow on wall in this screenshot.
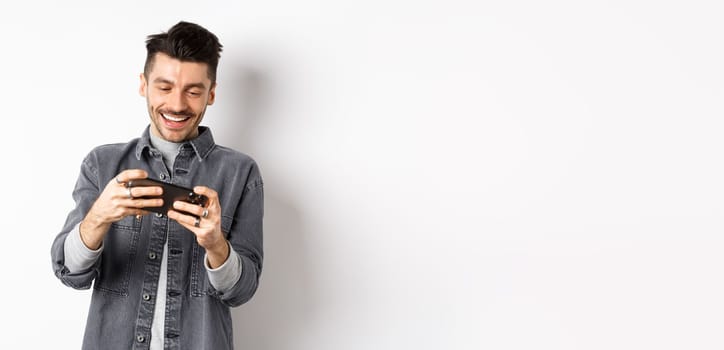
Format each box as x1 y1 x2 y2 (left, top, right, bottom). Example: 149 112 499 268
216 64 318 349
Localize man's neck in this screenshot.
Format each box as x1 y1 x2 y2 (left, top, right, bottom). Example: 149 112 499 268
149 132 182 172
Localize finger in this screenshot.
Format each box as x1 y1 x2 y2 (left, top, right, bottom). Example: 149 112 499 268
119 185 162 207
115 169 149 184
193 186 218 201
192 186 218 214
120 186 134 200
167 209 200 229
191 186 219 218
172 200 206 218
129 185 163 197
129 198 164 209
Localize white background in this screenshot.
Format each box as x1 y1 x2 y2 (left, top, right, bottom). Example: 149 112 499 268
2 1 724 349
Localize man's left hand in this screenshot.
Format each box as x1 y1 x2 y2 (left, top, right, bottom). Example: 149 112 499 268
168 186 229 269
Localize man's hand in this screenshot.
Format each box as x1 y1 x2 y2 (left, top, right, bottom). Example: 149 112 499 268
167 186 229 268
79 169 163 250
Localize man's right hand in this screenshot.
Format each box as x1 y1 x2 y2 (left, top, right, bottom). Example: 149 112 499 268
79 169 163 250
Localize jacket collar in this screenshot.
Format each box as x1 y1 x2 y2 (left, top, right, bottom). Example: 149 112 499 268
135 125 216 162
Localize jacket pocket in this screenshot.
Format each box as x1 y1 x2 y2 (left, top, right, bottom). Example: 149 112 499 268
93 216 141 296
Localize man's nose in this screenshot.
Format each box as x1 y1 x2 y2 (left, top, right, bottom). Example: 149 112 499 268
167 90 187 112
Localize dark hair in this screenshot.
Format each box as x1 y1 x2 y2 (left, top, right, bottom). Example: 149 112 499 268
144 21 223 83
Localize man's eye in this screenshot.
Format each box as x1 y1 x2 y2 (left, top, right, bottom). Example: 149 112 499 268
158 86 172 92
188 91 201 96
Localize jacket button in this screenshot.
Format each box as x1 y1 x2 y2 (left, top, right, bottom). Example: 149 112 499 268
136 335 145 343
149 252 157 260
143 293 151 301
155 212 163 218
160 173 166 180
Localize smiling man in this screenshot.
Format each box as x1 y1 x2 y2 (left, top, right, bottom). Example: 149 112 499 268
51 21 264 350
142 52 214 143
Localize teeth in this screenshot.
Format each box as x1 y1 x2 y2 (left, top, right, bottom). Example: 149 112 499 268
162 113 189 122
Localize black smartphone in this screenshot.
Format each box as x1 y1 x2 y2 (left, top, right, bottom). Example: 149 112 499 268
126 177 208 216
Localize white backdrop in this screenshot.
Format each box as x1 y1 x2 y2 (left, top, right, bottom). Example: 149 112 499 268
2 1 724 349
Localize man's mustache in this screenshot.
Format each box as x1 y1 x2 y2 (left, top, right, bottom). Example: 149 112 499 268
159 109 194 118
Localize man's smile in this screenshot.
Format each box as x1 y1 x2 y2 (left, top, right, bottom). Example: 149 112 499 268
161 113 192 122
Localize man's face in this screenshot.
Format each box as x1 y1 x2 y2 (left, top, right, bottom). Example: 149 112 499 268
140 53 216 142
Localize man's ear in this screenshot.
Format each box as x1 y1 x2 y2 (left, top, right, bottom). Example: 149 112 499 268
207 82 217 105
139 73 147 97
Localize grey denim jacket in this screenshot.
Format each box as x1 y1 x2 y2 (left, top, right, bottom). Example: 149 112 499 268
50 126 264 350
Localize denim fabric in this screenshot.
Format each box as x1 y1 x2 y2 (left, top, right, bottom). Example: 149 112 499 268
51 126 264 350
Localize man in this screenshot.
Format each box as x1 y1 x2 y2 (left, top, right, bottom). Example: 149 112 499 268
51 21 263 350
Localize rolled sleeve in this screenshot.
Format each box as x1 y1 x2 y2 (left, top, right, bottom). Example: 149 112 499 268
64 223 103 273
205 242 243 294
